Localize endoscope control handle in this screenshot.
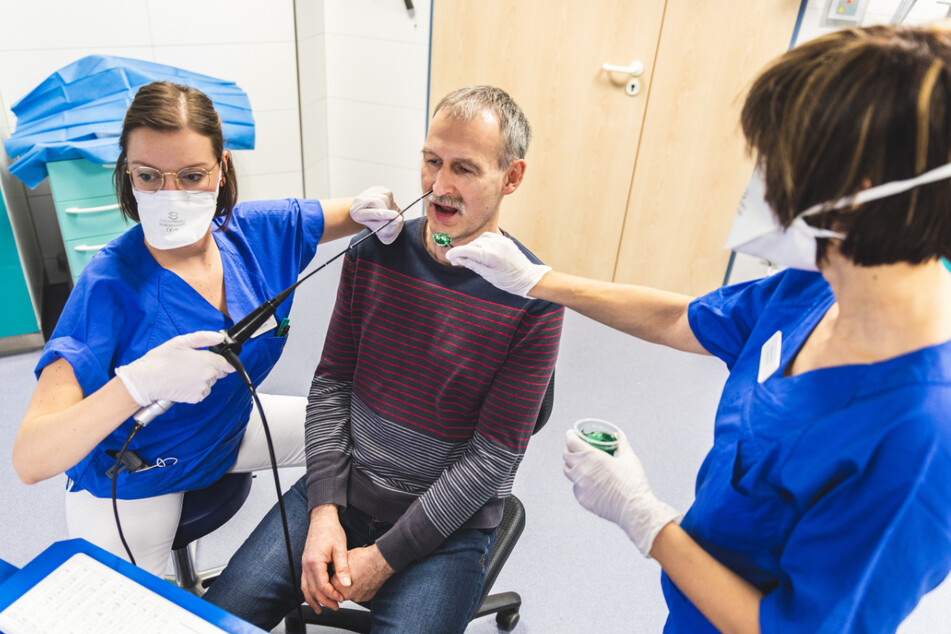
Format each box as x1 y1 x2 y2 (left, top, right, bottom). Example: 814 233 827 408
130 329 239 428
132 399 173 426
210 330 242 357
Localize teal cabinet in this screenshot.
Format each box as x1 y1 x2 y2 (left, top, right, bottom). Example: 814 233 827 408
47 159 133 283
0 189 40 339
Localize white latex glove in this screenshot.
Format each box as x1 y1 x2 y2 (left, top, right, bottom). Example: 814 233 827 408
563 429 681 558
350 186 402 245
115 331 235 406
445 231 551 297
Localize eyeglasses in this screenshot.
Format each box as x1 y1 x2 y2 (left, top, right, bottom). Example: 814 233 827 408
126 165 219 192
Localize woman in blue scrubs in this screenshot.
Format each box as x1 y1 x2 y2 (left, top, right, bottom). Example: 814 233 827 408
447 25 951 632
12 81 403 576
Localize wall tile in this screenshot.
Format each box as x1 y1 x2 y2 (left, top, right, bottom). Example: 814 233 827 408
298 34 328 106
146 0 294 46
869 0 903 15
237 170 304 203
153 41 299 113
230 108 302 177
329 156 420 205
296 0 326 40
325 34 428 109
301 99 328 168
905 1 951 23
0 2 152 51
326 98 425 168
304 157 330 199
324 0 429 45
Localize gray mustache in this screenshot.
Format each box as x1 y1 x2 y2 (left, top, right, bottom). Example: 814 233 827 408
428 194 466 214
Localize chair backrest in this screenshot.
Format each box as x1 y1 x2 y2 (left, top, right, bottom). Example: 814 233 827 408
478 371 555 599
478 494 526 604
533 370 556 435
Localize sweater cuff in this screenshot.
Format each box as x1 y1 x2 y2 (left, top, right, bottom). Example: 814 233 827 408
374 507 444 572
305 472 349 512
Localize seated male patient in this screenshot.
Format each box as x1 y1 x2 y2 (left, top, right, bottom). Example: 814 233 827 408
203 85 564 632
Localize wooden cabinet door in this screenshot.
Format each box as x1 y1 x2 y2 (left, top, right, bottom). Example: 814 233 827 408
429 1 799 293
429 0 666 281
614 1 800 294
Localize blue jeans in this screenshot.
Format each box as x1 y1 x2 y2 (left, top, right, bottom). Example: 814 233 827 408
203 476 497 633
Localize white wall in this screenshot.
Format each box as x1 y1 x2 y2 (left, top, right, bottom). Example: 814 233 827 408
296 0 330 199
0 0 302 284
321 0 431 209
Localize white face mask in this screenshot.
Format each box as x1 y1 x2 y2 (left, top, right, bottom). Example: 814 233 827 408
134 183 220 250
727 162 951 271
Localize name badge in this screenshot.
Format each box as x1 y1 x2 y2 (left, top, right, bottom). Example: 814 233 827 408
758 330 782 383
251 314 279 339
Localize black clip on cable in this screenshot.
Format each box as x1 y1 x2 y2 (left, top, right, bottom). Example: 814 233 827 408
113 189 431 592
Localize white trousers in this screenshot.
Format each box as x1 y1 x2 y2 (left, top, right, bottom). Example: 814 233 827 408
64 393 306 576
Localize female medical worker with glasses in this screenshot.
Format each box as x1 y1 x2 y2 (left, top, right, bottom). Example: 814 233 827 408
447 24 951 633
12 81 404 576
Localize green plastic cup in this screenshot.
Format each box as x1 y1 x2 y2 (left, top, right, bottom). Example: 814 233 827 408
574 418 621 455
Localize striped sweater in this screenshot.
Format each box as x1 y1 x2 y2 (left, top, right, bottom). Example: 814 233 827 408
304 218 563 571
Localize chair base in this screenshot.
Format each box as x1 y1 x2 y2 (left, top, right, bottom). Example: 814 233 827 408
473 590 521 631
283 589 521 633
285 603 370 633
165 542 225 597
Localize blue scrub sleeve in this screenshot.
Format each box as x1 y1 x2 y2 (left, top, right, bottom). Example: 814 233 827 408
297 198 326 267
34 269 136 397
227 198 325 277
35 336 110 397
688 270 814 370
758 414 951 632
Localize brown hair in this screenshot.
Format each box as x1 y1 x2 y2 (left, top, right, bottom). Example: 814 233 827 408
113 81 238 227
741 24 951 266
433 86 531 169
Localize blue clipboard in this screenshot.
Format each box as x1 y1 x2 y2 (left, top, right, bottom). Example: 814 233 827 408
0 539 264 633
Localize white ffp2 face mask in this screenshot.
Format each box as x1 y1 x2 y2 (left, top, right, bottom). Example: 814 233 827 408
725 162 951 271
725 168 844 272
134 185 219 250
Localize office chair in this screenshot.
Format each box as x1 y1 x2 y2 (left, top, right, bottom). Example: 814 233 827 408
166 472 254 596
285 373 555 633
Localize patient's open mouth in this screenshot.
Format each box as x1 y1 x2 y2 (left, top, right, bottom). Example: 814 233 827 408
433 201 459 215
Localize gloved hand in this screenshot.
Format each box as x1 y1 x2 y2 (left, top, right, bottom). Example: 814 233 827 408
115 331 235 406
445 231 551 297
350 186 402 245
563 429 681 558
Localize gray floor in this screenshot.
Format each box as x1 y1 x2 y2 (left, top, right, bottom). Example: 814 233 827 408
2 238 950 632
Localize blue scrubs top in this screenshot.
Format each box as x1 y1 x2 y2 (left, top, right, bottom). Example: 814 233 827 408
663 269 951 632
36 198 325 499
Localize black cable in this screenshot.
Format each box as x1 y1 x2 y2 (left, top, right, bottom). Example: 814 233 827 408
112 423 144 566
112 354 304 626
218 348 306 627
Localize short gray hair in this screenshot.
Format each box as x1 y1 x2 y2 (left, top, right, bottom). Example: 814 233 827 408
432 86 531 169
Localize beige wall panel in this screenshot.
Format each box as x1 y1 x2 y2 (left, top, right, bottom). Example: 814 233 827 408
614 1 800 295
430 0 666 280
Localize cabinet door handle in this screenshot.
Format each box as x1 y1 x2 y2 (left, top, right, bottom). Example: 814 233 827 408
73 244 108 252
602 60 644 76
65 203 121 214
